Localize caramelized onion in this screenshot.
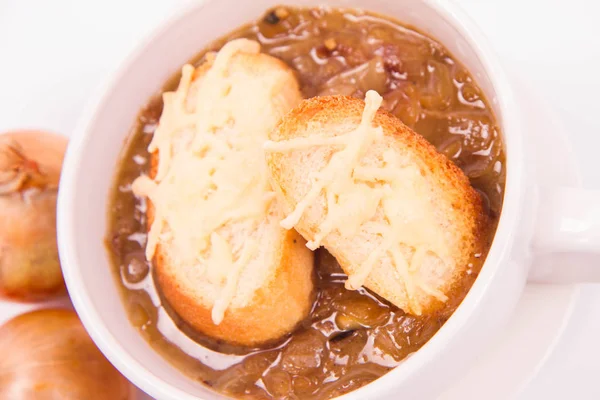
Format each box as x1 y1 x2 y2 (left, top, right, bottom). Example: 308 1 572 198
0 131 67 301
0 309 134 399
318 57 387 97
420 60 454 110
383 85 422 128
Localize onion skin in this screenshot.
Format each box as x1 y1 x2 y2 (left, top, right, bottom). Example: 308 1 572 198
0 309 134 400
0 131 67 301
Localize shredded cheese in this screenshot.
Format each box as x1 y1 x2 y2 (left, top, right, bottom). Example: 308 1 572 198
264 90 450 314
133 39 301 324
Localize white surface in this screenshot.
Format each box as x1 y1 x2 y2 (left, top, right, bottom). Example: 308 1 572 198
1 0 599 399
439 284 584 399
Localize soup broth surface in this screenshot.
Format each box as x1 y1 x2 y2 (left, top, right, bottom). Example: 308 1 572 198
107 6 505 399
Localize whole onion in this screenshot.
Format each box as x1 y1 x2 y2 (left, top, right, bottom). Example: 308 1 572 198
0 308 134 399
0 130 67 301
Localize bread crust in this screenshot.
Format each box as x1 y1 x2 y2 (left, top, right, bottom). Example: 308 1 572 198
154 225 313 346
266 95 489 315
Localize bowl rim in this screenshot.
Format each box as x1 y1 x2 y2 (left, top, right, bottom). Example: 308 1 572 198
57 0 524 399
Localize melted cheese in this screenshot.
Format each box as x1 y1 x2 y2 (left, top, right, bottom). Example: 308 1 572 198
264 90 450 314
133 39 300 324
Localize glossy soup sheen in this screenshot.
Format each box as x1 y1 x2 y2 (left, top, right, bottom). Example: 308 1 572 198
107 7 505 400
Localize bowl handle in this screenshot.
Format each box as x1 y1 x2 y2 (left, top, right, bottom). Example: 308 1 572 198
532 186 600 253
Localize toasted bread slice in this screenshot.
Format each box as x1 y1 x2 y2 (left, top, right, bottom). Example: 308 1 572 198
133 39 314 346
265 91 489 315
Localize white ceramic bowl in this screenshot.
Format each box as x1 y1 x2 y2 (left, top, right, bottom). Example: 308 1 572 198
57 0 600 399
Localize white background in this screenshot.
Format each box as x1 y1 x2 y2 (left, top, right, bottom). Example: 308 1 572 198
1 1 599 399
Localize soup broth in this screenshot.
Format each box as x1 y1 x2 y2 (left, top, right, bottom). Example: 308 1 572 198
107 6 505 399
